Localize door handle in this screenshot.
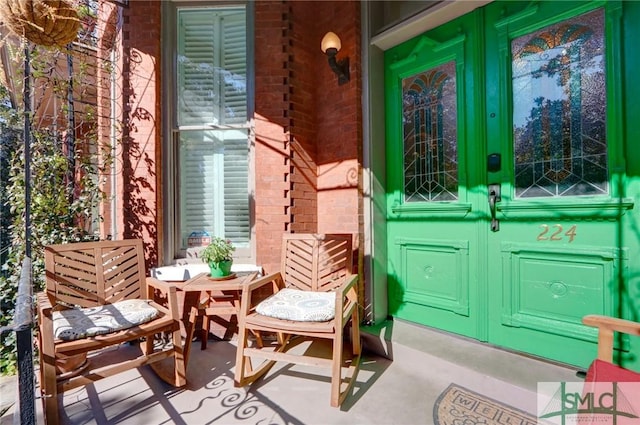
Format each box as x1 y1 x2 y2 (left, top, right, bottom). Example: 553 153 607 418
488 184 501 232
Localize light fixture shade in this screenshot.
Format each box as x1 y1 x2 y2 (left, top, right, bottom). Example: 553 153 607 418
321 31 341 53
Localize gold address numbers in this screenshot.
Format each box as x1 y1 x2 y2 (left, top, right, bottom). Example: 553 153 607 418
537 224 577 243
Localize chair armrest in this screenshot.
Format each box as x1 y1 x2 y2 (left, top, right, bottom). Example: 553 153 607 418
35 291 56 356
583 314 640 362
238 272 285 316
36 291 54 318
146 277 180 321
335 275 359 329
583 315 640 335
244 272 284 293
146 276 176 294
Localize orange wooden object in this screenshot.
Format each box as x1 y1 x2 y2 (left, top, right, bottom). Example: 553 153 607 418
234 234 361 407
37 239 186 425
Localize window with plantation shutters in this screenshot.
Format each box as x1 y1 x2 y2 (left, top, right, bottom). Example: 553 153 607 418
175 7 249 251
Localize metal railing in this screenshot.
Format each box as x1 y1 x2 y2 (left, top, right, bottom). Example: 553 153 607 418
0 257 36 424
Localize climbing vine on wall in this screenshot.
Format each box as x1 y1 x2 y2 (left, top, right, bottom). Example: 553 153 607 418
0 27 117 374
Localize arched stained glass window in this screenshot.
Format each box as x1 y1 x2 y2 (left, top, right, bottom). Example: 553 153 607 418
512 8 606 198
402 61 458 202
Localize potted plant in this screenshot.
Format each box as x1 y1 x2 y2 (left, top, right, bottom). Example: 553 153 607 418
200 237 235 277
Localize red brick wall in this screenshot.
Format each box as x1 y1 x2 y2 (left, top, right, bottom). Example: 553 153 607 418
119 1 162 269
288 1 318 235
254 1 362 274
115 1 362 275
314 1 361 241
312 0 363 285
254 1 294 273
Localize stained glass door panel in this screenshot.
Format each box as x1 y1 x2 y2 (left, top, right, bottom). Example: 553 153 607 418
402 61 458 202
511 9 607 198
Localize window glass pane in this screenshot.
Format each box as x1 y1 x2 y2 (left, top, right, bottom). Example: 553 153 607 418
512 8 607 198
177 8 247 127
402 60 458 202
179 129 249 248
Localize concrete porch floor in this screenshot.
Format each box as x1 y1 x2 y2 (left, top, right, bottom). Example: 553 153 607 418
1 320 581 424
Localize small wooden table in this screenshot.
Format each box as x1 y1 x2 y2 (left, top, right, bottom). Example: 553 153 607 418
178 272 257 366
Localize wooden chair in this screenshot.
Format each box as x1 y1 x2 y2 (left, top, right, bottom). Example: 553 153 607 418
578 315 640 425
582 315 640 382
37 239 186 425
582 314 640 383
234 233 361 407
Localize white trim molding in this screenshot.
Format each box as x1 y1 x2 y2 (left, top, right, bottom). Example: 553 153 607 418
371 0 493 51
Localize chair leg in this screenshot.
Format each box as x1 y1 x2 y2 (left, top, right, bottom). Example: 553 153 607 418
143 333 154 356
234 322 249 386
172 325 187 387
184 306 199 368
330 315 362 407
43 392 61 425
201 314 209 350
235 326 278 387
352 312 361 357
253 330 264 348
41 354 60 425
276 332 286 345
149 325 187 387
330 332 344 407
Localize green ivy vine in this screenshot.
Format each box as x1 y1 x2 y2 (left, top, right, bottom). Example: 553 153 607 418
0 44 112 375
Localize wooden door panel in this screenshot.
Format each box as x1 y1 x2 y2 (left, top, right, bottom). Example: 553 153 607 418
499 243 621 337
394 237 470 316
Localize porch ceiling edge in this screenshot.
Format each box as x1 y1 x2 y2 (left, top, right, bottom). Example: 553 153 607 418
370 0 493 51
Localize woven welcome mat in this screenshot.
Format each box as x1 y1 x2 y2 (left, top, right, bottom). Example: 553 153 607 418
434 384 538 425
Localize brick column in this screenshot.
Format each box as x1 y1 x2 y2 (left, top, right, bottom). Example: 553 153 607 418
120 1 162 269
254 1 294 273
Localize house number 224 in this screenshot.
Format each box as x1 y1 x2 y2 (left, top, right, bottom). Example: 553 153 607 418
537 224 577 243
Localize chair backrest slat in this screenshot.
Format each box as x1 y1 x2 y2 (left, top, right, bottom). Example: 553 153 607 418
45 239 146 308
105 271 140 303
281 234 352 292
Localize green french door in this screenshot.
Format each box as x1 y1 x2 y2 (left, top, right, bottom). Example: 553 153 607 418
385 0 638 369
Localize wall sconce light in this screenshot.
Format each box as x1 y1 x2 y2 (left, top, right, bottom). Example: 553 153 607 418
321 31 350 85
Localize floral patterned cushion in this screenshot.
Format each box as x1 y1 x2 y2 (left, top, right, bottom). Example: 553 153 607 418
255 288 336 322
52 299 160 341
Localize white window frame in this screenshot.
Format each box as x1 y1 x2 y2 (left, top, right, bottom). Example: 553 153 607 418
161 1 255 265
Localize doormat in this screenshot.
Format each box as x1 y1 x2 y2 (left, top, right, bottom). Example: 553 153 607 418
434 383 538 425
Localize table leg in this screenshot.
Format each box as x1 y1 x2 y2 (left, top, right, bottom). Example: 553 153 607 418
200 290 241 349
201 291 211 351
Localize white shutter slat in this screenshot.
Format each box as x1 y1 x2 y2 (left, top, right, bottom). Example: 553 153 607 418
222 13 247 126
177 8 249 249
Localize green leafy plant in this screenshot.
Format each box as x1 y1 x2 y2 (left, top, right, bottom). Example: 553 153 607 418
200 237 235 265
0 42 113 375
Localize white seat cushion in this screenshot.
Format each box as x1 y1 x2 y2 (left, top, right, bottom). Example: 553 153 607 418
53 299 160 341
255 288 336 322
